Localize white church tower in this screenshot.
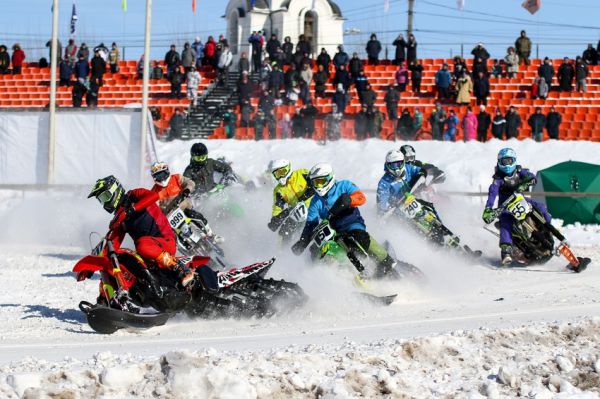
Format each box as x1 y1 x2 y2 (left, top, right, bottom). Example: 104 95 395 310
224 0 344 63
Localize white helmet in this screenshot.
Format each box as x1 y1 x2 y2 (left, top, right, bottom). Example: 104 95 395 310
150 161 171 187
270 159 292 185
385 150 406 179
309 163 335 197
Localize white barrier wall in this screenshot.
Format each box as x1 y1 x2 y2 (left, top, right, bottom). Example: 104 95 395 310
0 110 146 186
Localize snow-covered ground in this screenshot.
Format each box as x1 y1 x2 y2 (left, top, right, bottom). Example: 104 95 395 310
0 138 599 398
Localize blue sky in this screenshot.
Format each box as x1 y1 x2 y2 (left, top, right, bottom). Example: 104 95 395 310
3 0 599 61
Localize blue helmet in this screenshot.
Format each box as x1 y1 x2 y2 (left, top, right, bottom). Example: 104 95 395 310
497 148 517 175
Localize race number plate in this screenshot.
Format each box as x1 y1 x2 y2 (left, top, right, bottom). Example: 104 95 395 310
402 197 423 219
314 224 335 248
507 195 531 221
168 208 187 229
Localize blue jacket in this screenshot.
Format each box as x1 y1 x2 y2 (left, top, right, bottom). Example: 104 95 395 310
75 60 89 79
485 166 536 208
377 163 425 212
435 69 452 88
302 180 366 240
445 115 459 132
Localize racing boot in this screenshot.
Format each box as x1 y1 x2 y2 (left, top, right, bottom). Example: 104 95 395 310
157 251 196 288
500 244 513 266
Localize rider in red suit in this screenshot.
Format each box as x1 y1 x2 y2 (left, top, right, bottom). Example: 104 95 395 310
88 175 195 287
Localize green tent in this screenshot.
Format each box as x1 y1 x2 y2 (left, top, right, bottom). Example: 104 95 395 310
535 161 600 225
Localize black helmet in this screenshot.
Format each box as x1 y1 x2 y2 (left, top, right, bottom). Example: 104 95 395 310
190 143 208 164
399 144 416 163
88 175 125 214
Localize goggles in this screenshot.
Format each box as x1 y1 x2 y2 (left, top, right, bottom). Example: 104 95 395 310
311 176 331 189
96 189 114 205
387 161 404 170
152 170 170 182
192 155 207 163
272 165 290 180
499 157 515 166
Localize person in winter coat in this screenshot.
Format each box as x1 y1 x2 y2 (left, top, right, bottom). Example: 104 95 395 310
505 106 522 139
279 113 293 139
396 109 414 140
222 108 237 139
186 66 201 105
296 34 311 56
191 37 204 68
282 36 294 65
108 43 120 73
384 85 399 120
395 63 409 92
491 59 502 78
473 72 490 106
65 39 78 65
237 52 250 75
217 44 233 87
90 50 106 86
557 57 575 92
325 107 342 141
266 34 281 60
355 106 368 140
86 81 99 108
406 34 418 65
452 56 468 81
409 59 423 93
46 39 63 63
71 80 87 107
181 42 197 71
333 45 349 70
471 43 490 63
93 43 109 62
11 44 25 75
74 55 89 83
477 105 491 142
429 103 446 140
75 42 88 61
301 101 319 138
366 33 382 65
248 32 263 72
169 66 185 98
462 107 478 141
333 64 352 92
575 56 589 93
253 110 265 140
444 110 460 141
354 69 369 102
314 64 329 98
300 62 313 85
361 84 377 108
413 108 423 133
472 57 488 78
164 44 181 77
346 53 360 80
533 75 548 100
291 109 305 138
203 36 216 68
332 83 347 114
393 34 407 65
268 64 284 97
0 45 10 74
582 43 598 66
515 30 532 65
456 72 473 106
538 57 554 87
491 108 506 139
317 48 331 71
546 107 562 140
435 64 452 100
528 107 547 142
505 47 519 78
283 63 298 92
168 108 184 140
59 57 73 86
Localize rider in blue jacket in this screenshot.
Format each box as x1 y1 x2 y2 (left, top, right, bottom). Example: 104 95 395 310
292 163 396 276
482 148 556 264
377 149 426 214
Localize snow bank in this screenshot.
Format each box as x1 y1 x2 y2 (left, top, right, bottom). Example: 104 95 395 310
1 319 599 398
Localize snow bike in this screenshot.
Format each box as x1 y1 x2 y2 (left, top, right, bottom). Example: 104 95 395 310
275 201 309 242
485 193 591 272
165 193 228 269
74 233 307 334
307 220 425 282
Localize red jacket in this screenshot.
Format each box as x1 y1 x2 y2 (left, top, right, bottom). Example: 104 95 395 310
12 50 25 67
108 188 175 251
204 40 216 57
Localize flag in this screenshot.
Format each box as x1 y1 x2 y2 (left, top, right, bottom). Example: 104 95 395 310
522 0 541 15
192 0 196 13
121 0 127 12
70 2 78 36
384 0 389 12
457 0 465 10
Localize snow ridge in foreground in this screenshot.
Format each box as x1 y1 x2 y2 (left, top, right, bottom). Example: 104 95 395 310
1 319 599 399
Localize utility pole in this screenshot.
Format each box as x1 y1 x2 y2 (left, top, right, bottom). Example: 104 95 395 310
139 0 152 184
48 0 59 184
407 0 415 36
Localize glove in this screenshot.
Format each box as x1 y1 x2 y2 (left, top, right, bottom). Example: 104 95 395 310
210 184 225 193
329 194 351 218
181 189 191 198
122 198 136 217
291 240 307 255
267 218 280 232
482 207 495 224
517 178 535 192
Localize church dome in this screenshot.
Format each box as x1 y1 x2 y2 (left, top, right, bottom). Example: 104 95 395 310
279 0 343 17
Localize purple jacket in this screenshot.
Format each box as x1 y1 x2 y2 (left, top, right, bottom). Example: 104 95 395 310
485 166 536 208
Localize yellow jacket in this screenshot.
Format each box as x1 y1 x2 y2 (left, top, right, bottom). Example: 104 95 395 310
272 169 313 217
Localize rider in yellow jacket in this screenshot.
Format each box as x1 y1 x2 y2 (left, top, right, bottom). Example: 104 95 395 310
267 159 314 242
